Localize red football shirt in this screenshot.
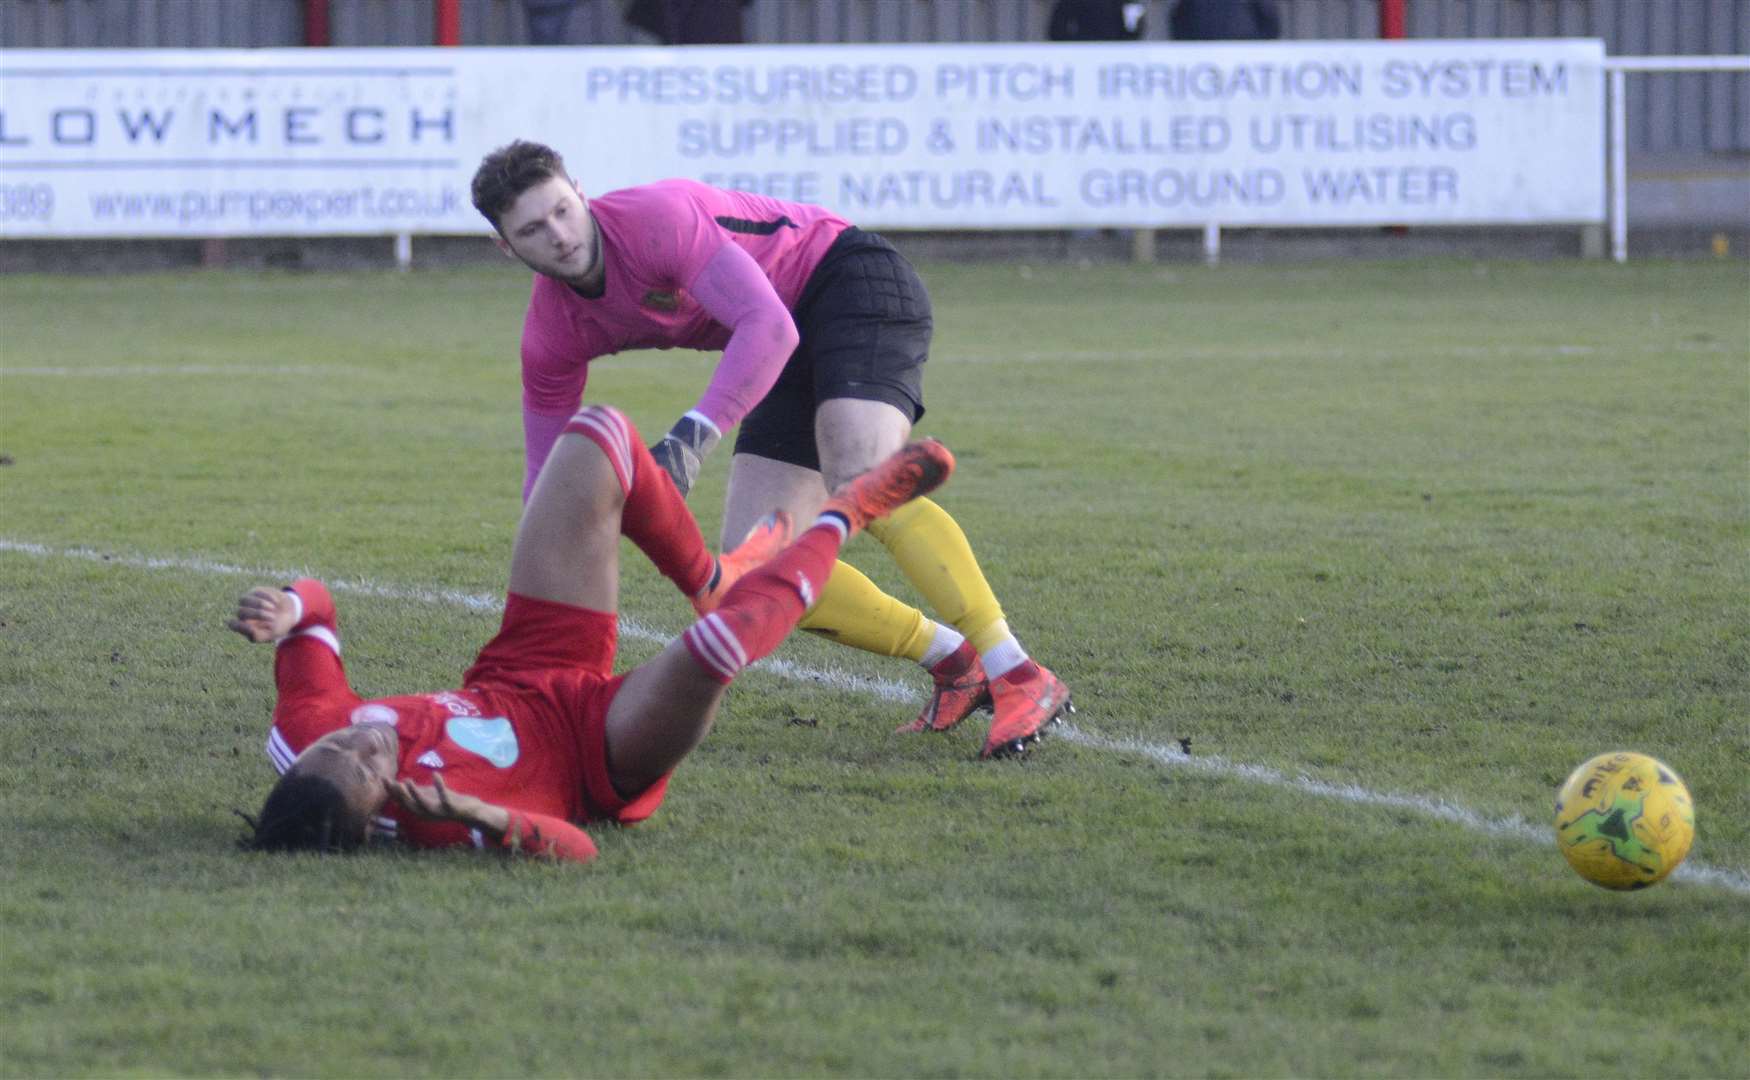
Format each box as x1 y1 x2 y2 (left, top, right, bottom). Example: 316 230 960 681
262 580 666 861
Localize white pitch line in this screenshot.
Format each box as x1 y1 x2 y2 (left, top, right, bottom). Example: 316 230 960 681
1057 724 1750 896
0 538 919 703
4 535 1745 896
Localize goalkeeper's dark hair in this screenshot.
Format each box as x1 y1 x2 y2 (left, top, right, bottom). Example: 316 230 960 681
471 139 570 231
237 773 369 854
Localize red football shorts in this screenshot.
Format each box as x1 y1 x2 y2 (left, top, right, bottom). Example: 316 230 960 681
463 592 669 824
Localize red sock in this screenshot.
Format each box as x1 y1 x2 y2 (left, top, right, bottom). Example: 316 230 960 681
683 524 843 683
563 406 713 596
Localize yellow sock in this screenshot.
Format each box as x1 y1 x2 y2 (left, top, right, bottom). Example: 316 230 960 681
865 497 1011 654
798 558 936 662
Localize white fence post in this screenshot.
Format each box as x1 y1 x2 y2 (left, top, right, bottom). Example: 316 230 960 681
1130 228 1156 265
1609 67 1628 264
1603 56 1750 265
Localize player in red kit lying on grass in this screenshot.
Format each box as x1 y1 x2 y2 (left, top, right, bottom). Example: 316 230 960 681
231 404 954 860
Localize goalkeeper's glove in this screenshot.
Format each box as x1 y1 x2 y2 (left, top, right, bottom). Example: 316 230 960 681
649 413 721 498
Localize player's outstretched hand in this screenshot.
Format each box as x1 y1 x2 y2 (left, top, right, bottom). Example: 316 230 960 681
227 586 298 643
384 774 510 836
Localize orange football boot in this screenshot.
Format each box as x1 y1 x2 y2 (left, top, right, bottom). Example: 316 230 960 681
896 639 992 734
692 511 793 615
981 662 1073 759
820 439 955 537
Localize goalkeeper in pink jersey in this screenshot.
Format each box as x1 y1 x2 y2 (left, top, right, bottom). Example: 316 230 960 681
232 405 953 858
470 141 1072 759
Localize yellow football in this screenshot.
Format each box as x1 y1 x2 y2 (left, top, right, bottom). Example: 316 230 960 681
1554 751 1695 890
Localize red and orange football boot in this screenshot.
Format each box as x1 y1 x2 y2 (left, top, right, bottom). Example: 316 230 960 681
692 511 793 615
981 662 1073 759
896 639 992 734
820 439 955 537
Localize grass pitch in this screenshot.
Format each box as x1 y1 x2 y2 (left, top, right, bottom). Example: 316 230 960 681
1 256 1746 1077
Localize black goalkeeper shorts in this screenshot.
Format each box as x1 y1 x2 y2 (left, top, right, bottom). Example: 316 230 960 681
733 226 931 472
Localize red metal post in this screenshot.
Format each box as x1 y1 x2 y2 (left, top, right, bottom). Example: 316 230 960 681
304 0 331 46
1379 0 1407 39
1380 0 1409 235
435 0 462 45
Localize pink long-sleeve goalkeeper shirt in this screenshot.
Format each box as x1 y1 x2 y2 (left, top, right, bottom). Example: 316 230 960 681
517 179 849 498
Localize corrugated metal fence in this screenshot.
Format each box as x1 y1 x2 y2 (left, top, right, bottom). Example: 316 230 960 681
3 0 1746 151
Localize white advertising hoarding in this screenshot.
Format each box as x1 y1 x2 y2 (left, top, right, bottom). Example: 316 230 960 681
0 39 1605 238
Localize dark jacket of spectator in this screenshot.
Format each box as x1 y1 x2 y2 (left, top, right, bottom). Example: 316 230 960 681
1169 0 1282 41
1048 0 1145 42
626 0 748 45
526 0 576 45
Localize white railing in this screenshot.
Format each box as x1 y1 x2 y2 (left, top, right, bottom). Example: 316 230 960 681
1604 55 1750 263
